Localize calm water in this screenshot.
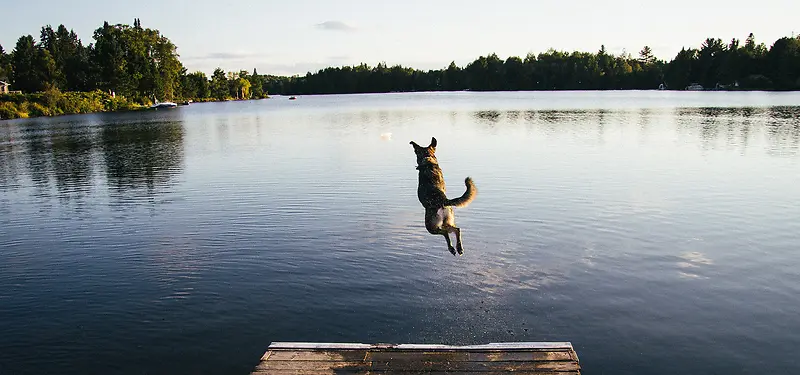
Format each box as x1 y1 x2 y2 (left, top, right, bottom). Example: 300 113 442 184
1 91 800 375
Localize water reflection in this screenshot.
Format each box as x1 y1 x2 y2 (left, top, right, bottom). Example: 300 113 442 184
214 117 231 151
0 144 22 191
101 121 184 197
0 116 185 205
677 251 713 280
468 107 800 156
475 110 502 124
50 123 95 200
22 125 57 199
765 107 800 157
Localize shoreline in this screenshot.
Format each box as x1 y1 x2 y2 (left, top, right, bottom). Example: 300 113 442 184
3 89 798 121
0 92 271 120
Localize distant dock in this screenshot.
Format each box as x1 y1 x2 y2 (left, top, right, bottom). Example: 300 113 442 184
250 341 581 374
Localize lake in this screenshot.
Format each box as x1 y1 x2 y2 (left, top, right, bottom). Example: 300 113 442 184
1 91 799 375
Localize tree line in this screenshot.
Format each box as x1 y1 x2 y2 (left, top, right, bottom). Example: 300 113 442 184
1 19 799 103
273 34 800 94
0 19 268 103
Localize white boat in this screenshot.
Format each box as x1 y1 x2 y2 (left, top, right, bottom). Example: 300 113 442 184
150 99 178 109
685 83 704 91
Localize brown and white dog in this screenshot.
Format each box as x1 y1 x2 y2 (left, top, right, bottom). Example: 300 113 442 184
410 137 477 255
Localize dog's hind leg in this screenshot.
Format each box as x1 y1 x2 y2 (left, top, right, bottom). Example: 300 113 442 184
429 226 456 255
428 226 456 255
453 226 464 255
442 233 456 256
427 208 457 255
443 225 463 256
442 209 462 256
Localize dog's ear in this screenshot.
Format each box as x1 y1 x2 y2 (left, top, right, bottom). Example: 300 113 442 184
429 137 437 148
410 141 421 150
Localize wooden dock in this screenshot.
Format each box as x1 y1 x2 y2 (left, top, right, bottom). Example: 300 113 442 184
251 341 581 374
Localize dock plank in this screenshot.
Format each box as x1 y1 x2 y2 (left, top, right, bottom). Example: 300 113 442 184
367 350 574 362
255 360 370 371
251 342 581 374
266 350 369 362
369 360 580 372
258 360 578 372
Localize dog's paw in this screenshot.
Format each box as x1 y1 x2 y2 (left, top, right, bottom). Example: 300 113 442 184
448 247 457 256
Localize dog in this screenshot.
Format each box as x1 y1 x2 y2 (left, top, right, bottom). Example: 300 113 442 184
410 137 477 256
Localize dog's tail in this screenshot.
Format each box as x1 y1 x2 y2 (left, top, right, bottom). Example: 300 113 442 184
445 177 477 208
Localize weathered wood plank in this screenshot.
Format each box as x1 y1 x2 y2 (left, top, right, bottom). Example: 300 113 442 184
570 347 581 362
366 350 574 362
256 359 579 371
369 360 580 372
266 350 369 362
269 342 373 350
268 342 573 351
255 360 369 371
394 342 574 351
252 371 362 375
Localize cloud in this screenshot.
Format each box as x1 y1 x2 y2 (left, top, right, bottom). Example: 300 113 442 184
315 21 356 32
183 51 269 61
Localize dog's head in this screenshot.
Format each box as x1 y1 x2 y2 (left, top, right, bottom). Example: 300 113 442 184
410 137 437 168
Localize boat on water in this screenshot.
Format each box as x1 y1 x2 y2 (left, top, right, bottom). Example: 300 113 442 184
685 83 704 91
150 98 178 109
289 96 297 100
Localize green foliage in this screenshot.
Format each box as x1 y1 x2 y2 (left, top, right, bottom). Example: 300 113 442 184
639 46 655 64
235 76 251 99
250 68 266 98
181 71 210 99
270 48 664 94
0 101 28 119
210 68 229 100
766 37 800 90
92 19 183 101
3 19 182 103
10 35 44 92
0 88 142 119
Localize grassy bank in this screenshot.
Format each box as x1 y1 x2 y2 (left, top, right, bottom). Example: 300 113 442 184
0 89 144 120
0 89 274 120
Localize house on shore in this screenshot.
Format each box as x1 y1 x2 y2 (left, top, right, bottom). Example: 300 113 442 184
0 81 10 94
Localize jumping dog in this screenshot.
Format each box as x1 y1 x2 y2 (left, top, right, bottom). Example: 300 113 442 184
410 137 477 255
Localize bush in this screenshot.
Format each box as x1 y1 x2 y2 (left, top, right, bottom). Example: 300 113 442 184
0 102 25 119
27 102 54 117
0 89 143 119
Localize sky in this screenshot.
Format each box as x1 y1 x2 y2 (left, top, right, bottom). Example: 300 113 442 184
2 0 798 76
